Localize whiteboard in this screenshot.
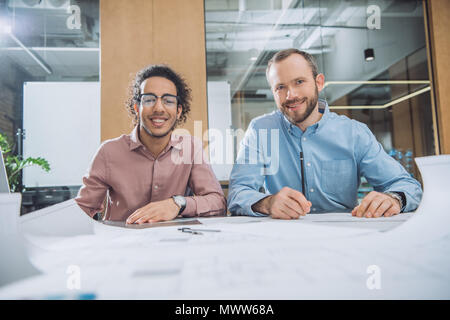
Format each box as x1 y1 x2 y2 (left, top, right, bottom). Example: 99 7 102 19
23 82 100 187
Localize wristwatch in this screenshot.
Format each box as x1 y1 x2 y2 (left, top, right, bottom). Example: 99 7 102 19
384 192 405 212
172 195 186 214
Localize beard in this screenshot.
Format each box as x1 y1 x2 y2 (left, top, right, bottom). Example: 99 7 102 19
140 113 178 138
280 84 319 125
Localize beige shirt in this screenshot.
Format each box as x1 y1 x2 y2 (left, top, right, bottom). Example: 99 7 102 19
75 127 226 221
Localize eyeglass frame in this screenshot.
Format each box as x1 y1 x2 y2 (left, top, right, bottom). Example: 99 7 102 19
139 93 180 108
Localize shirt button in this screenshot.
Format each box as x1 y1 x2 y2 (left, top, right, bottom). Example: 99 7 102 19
307 162 311 167
154 185 159 189
310 188 314 193
312 208 316 212
303 137 307 141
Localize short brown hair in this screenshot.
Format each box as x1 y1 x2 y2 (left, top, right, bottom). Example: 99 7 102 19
266 48 319 82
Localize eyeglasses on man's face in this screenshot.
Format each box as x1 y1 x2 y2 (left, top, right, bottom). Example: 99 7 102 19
139 93 179 108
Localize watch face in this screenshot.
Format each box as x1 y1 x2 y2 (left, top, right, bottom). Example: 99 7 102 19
173 196 186 214
174 196 186 208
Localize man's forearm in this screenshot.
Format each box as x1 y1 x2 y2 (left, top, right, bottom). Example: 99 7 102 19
251 195 272 215
182 192 226 217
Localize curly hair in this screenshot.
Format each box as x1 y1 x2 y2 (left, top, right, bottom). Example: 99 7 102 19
125 64 192 126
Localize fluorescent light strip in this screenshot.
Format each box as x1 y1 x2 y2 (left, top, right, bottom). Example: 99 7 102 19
330 86 431 110
324 80 430 88
3 47 100 52
7 33 52 75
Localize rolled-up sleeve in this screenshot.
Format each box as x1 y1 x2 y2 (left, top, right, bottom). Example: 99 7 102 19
355 121 423 212
180 142 226 217
75 146 109 218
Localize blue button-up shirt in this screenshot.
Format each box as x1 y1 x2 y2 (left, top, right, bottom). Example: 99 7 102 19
228 99 423 216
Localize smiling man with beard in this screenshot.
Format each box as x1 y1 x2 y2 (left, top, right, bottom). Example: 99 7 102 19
75 65 226 223
228 48 422 219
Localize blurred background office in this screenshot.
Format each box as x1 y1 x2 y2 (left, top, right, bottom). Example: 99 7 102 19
0 0 449 215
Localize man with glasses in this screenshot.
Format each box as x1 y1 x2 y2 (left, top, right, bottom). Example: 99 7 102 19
76 65 226 223
228 48 422 219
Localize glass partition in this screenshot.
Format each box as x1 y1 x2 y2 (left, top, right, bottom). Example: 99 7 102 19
205 0 435 196
0 0 100 214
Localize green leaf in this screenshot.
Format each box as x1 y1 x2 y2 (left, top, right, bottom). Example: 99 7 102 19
0 132 51 192
0 133 12 154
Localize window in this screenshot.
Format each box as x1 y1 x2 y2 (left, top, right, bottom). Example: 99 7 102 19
0 0 100 214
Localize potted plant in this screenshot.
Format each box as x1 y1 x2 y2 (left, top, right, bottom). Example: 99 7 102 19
0 132 50 192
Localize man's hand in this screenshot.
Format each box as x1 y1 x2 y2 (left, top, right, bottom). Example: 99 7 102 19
352 191 401 218
252 187 311 219
126 198 180 224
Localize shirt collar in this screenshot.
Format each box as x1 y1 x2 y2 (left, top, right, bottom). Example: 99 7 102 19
167 134 184 151
310 99 330 133
129 126 143 151
280 98 330 137
129 126 183 152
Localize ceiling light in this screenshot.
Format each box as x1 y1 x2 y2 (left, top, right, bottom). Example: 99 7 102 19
364 48 375 61
0 19 12 34
3 25 12 34
329 86 431 110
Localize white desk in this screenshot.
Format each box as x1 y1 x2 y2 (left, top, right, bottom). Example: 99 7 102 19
0 210 449 300
0 155 449 300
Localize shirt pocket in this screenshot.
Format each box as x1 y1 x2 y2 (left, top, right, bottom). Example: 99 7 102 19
320 159 354 196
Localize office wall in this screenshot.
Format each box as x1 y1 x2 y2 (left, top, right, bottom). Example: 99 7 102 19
100 0 448 154
100 0 208 141
427 0 450 154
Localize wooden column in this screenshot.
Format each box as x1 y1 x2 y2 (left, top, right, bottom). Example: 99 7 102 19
426 0 450 154
100 0 208 141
